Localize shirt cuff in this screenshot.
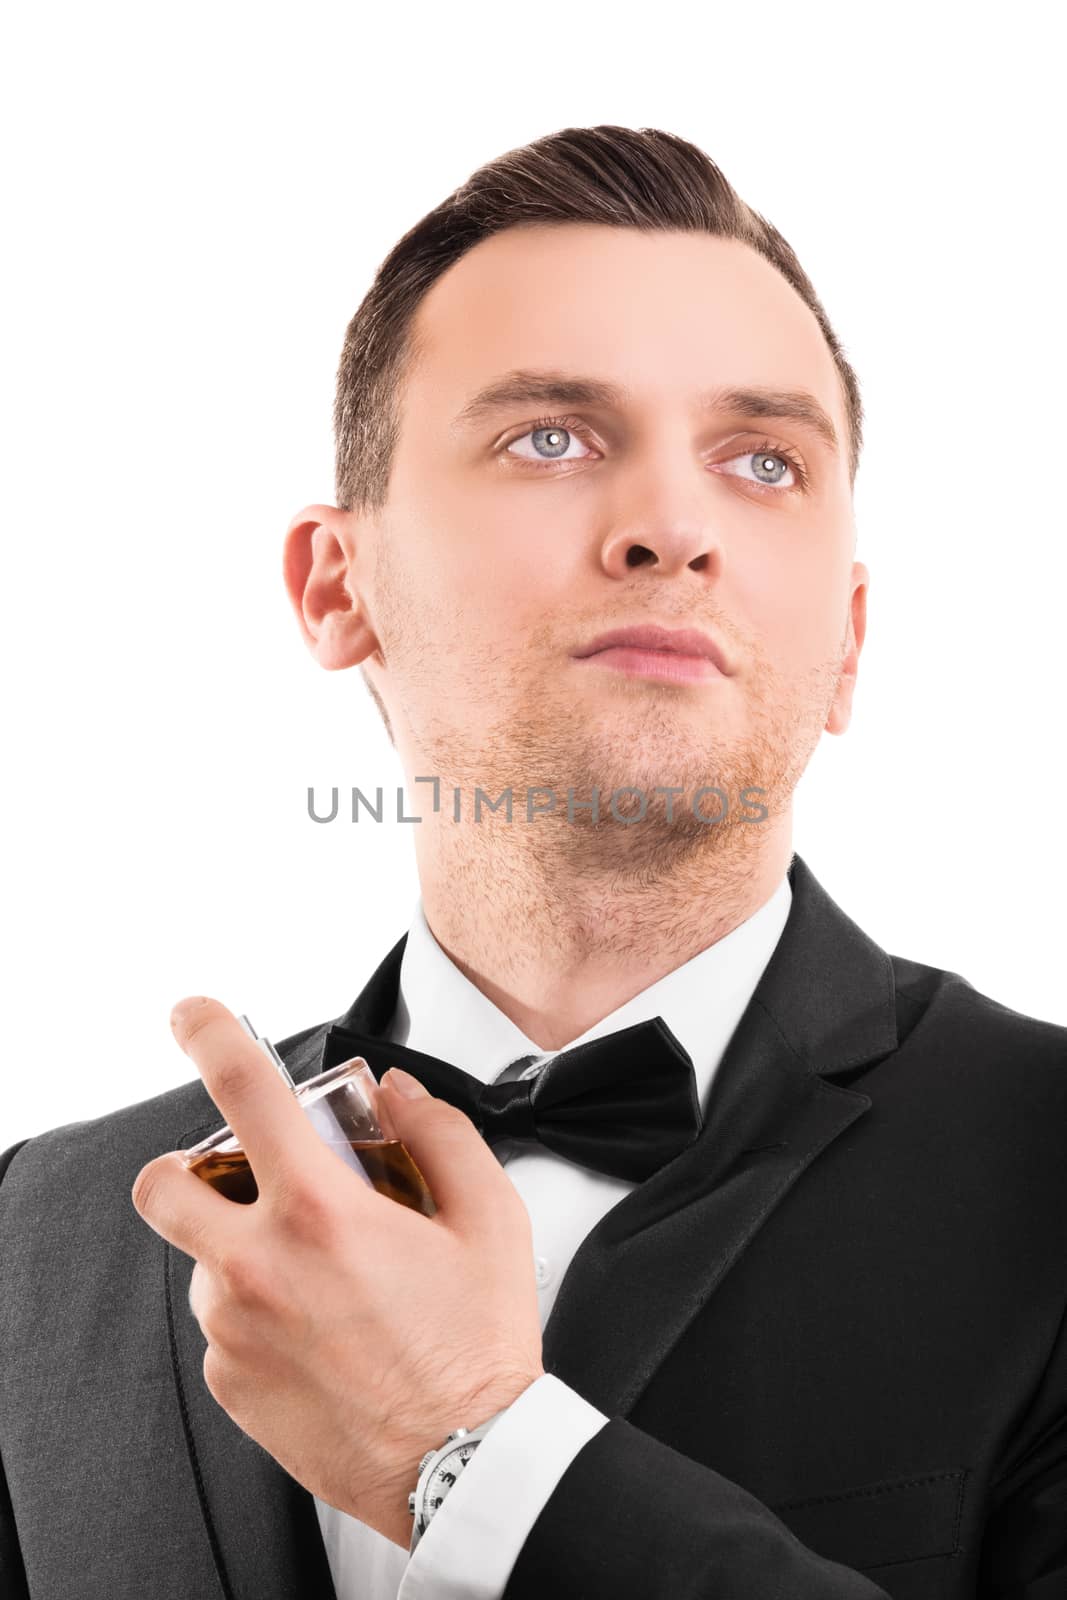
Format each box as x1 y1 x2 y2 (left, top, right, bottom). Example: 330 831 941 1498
398 1373 609 1600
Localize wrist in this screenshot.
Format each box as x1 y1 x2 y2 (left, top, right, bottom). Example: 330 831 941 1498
457 1363 545 1427
395 1370 537 1484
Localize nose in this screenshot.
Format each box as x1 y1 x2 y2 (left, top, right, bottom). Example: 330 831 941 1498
598 455 725 580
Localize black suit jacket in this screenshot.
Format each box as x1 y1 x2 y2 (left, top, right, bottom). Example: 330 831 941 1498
1 853 1065 1599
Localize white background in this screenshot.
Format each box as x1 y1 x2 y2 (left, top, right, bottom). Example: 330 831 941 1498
2 2 1063 1145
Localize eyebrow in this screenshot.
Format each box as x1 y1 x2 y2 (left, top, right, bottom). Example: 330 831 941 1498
450 368 840 457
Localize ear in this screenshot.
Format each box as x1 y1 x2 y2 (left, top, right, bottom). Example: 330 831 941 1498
282 504 380 671
824 560 869 736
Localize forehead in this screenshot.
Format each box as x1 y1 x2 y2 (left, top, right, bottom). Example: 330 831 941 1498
404 222 845 434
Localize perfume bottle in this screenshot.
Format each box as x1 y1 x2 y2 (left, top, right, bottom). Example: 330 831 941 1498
178 1015 436 1216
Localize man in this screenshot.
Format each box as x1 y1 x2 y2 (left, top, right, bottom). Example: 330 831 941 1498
1 124 1064 1599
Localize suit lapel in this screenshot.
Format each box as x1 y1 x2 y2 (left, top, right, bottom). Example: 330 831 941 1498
541 853 897 1412
540 1009 876 1412
164 854 897 1587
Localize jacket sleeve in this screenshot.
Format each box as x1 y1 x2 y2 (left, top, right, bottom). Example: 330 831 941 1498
499 1412 896 1599
0 1138 33 1600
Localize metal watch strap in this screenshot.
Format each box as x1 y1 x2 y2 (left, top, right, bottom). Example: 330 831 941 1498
407 1407 508 1555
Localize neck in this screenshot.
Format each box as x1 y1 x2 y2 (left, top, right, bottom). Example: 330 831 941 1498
413 807 793 1052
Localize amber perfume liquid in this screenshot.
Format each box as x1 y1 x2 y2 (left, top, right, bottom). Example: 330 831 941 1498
188 1138 436 1216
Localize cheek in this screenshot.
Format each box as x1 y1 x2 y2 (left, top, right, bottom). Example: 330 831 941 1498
411 488 580 626
734 551 843 668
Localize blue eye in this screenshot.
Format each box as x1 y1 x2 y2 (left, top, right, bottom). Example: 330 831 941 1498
721 447 801 491
505 417 593 464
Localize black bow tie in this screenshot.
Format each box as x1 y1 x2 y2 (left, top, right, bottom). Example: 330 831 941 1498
319 1016 703 1184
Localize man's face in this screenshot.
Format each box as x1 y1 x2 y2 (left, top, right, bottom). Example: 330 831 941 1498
353 222 865 861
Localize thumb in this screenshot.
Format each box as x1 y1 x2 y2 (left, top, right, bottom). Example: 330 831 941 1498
379 1068 512 1232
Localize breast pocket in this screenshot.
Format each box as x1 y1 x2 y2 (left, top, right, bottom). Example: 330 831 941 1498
770 1468 967 1573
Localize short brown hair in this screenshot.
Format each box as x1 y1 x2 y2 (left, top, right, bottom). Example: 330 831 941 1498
333 124 863 515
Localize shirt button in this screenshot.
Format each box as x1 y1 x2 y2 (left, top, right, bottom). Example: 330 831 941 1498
534 1254 554 1288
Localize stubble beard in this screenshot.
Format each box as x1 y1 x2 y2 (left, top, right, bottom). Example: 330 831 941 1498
400 635 842 886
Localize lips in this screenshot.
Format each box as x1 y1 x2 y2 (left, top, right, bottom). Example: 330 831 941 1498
572 625 731 675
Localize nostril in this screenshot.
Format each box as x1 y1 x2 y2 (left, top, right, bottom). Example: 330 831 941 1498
626 546 656 567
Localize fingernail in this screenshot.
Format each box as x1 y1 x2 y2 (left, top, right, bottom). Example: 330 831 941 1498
385 1067 429 1099
170 996 212 1029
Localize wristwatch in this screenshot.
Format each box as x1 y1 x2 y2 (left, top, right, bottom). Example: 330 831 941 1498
407 1407 508 1554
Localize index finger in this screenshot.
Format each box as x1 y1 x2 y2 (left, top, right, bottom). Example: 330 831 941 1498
171 996 325 1193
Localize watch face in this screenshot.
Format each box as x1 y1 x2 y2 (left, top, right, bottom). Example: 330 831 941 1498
426 1441 480 1514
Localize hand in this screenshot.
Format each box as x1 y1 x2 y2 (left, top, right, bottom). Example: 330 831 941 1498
130 996 545 1548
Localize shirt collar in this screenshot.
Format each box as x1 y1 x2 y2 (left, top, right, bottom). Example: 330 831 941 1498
390 874 793 1118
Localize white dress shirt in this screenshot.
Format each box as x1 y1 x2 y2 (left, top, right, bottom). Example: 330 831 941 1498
314 871 793 1598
